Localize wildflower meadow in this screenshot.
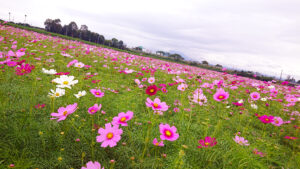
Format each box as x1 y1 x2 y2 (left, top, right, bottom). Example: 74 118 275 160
0 21 299 169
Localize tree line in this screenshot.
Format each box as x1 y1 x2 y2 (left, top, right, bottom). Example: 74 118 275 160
44 18 125 49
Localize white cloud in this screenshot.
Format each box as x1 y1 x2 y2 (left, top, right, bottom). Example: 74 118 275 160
0 0 299 80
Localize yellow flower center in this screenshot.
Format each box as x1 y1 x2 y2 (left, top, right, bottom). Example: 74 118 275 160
106 133 113 139
63 81 69 85
218 95 224 99
182 87 185 90
63 111 68 116
96 92 100 95
120 117 126 122
153 103 158 108
265 119 269 121
91 110 95 113
150 89 154 93
205 142 209 146
165 130 171 137
56 93 60 96
155 142 159 146
275 120 279 124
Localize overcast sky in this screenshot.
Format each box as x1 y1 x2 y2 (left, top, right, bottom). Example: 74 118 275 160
1 0 300 80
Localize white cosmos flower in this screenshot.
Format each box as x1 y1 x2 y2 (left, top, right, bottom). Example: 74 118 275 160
74 91 87 98
261 98 267 101
52 75 78 89
48 88 65 98
251 104 258 109
268 85 275 89
74 62 85 68
42 68 57 75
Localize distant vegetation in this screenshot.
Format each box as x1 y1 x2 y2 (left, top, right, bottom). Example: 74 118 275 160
2 19 299 85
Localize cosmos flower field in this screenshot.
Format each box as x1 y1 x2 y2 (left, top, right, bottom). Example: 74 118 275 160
0 22 299 169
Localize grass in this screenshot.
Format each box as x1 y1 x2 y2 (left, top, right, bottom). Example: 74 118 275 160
0 22 299 169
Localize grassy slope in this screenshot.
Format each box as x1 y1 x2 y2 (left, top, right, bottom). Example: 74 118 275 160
0 24 299 169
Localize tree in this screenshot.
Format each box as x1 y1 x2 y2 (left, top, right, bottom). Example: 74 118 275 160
68 21 78 37
169 53 184 61
44 18 62 33
202 61 208 65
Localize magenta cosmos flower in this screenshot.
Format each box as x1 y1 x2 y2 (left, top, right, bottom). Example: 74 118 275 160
213 88 229 101
50 103 77 122
159 123 179 141
112 111 134 126
153 138 164 147
88 104 102 115
15 63 35 75
259 115 274 123
145 85 158 96
81 161 104 169
146 98 169 112
250 92 260 101
233 136 249 146
96 123 123 148
90 89 105 98
198 136 217 148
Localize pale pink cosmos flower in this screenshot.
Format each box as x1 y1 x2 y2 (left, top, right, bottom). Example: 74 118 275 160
177 83 188 91
159 123 179 141
233 136 249 146
81 161 104 169
213 88 229 101
96 123 123 148
112 111 134 126
146 98 169 112
153 138 164 147
192 92 207 106
271 116 283 126
134 79 141 85
88 104 102 115
148 77 155 84
74 62 85 68
50 103 77 122
90 89 105 98
250 92 260 101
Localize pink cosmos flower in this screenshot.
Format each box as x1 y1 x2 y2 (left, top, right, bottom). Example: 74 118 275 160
284 136 298 140
213 88 229 101
81 161 104 169
88 104 102 115
253 149 265 157
67 59 78 67
112 111 134 126
259 115 274 123
271 116 283 126
96 123 123 147
90 89 105 98
15 63 34 75
153 138 164 147
233 135 249 146
250 92 260 101
197 136 217 148
159 123 179 141
50 103 77 122
16 48 26 57
161 87 168 93
177 83 188 91
6 61 17 67
145 98 169 112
